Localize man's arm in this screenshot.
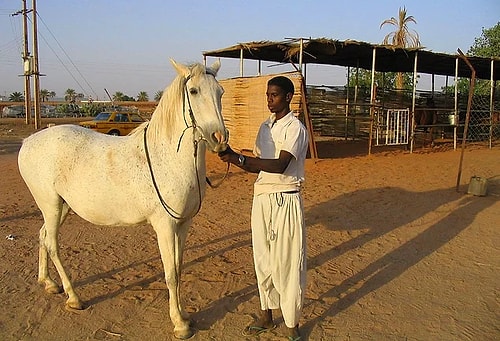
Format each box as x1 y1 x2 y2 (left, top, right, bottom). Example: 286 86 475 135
219 147 293 174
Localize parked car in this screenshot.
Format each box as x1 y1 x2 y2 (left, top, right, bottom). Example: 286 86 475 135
79 111 146 136
2 104 58 118
2 105 25 118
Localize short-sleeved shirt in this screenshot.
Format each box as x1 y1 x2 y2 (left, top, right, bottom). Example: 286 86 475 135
253 111 309 195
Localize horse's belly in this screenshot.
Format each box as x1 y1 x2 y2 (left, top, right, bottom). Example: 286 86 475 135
68 196 148 226
58 182 151 226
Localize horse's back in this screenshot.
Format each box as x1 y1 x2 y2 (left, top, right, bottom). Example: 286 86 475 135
18 124 152 225
19 125 100 176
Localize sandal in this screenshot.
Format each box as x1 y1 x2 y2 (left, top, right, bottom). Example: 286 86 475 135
287 336 301 341
242 324 277 336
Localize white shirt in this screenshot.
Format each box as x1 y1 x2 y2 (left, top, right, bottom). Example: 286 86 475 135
253 111 308 195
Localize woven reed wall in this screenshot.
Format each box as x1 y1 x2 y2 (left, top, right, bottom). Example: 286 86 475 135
219 71 303 152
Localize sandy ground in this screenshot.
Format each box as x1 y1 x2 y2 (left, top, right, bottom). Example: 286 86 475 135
0 118 499 341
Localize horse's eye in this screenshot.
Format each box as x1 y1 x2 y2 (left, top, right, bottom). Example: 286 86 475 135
189 88 198 95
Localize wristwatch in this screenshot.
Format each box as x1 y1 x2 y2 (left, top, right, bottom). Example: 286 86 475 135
238 154 246 166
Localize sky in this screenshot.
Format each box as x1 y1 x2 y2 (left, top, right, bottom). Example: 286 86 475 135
1 0 499 100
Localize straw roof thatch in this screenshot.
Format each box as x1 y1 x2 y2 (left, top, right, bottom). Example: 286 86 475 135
204 38 499 81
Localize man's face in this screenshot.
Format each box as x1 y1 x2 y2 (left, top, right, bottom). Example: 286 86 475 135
266 84 290 114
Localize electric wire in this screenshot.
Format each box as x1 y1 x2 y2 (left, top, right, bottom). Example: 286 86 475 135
35 12 98 98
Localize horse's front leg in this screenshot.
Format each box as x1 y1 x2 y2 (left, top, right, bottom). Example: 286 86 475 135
153 219 192 340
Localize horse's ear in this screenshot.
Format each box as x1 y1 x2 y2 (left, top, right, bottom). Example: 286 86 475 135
208 59 221 75
170 59 190 78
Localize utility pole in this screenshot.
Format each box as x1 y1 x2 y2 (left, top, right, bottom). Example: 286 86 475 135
12 0 42 128
12 0 32 125
32 0 41 129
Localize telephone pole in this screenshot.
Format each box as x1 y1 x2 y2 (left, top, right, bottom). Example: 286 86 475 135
32 0 41 129
12 0 41 128
12 0 32 125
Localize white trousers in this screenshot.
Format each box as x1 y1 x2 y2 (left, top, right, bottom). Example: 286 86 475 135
251 191 306 328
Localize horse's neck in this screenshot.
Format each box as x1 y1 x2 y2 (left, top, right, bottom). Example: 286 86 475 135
146 83 208 173
146 113 207 174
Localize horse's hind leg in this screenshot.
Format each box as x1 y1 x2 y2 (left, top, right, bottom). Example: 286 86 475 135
38 222 62 294
38 199 84 309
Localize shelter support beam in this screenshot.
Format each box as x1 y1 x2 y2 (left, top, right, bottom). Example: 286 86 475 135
368 47 376 155
239 48 243 77
300 80 318 160
454 58 459 150
490 59 494 149
410 52 418 153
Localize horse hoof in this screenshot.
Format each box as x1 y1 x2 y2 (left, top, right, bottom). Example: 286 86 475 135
173 327 194 340
65 299 85 310
43 282 63 294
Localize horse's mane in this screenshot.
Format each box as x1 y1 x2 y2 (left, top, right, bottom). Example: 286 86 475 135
131 63 210 144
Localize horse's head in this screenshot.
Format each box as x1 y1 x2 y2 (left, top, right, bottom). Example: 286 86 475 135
171 59 228 153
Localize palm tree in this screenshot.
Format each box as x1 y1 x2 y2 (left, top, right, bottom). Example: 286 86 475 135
9 91 24 102
137 91 149 102
40 89 50 102
154 90 163 101
113 92 125 101
65 88 77 102
49 91 56 100
380 6 421 90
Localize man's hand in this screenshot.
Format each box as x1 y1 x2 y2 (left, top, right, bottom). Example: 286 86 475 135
218 145 237 163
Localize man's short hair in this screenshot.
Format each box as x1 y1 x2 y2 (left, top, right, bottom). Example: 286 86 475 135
268 76 294 95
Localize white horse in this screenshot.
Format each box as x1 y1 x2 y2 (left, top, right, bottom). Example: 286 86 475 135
17 59 228 339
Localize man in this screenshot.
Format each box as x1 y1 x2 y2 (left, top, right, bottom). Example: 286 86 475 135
218 75 308 340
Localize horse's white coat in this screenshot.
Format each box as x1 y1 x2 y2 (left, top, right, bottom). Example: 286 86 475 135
17 59 227 339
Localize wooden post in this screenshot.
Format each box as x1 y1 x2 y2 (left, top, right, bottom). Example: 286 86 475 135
22 0 31 125
300 79 318 160
32 0 41 129
456 49 476 192
410 52 418 153
368 47 377 155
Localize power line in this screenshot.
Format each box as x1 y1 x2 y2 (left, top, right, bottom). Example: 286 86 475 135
36 11 98 98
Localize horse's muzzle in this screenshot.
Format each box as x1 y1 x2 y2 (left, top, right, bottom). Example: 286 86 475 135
212 130 228 153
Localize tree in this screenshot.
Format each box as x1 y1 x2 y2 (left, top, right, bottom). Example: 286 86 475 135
154 90 163 101
380 6 421 90
469 22 500 58
9 91 24 101
442 22 500 96
112 92 135 101
137 91 149 102
64 88 77 102
40 89 50 102
467 22 500 95
113 91 125 101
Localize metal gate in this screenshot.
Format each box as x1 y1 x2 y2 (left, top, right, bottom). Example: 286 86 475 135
375 108 410 146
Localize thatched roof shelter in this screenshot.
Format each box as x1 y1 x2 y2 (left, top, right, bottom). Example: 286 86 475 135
203 38 499 81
